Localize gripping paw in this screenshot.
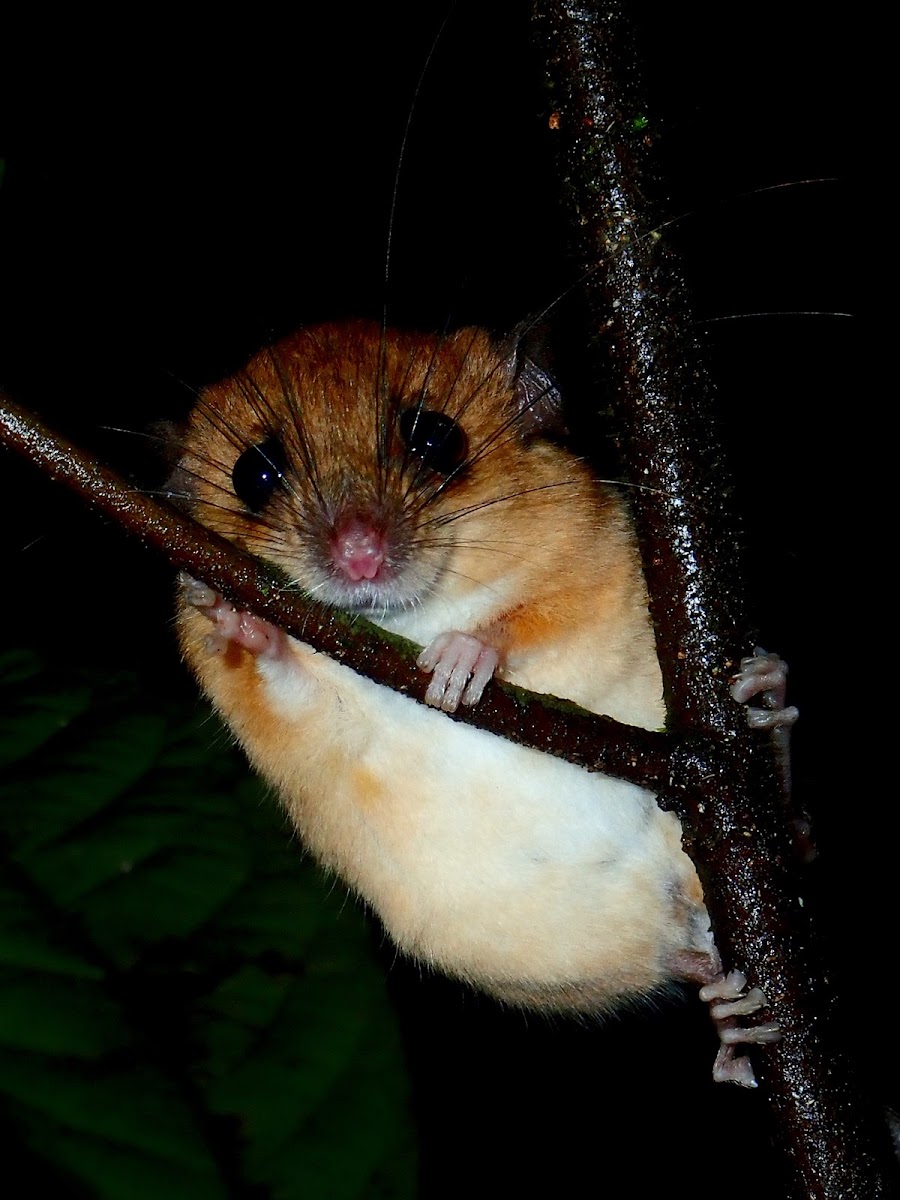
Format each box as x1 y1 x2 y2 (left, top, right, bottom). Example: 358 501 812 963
416 631 499 712
179 573 286 659
730 649 798 732
699 969 781 1088
730 647 806 834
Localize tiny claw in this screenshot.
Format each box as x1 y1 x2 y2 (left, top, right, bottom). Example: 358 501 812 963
710 986 769 1020
720 1023 781 1046
179 573 218 609
746 705 799 730
417 631 499 712
181 577 286 660
699 968 748 1003
701 968 780 1088
729 649 790 710
713 1045 759 1089
730 647 799 808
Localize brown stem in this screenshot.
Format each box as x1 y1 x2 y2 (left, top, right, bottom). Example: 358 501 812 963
532 2 896 1196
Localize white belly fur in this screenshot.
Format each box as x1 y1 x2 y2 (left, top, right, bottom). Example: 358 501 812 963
246 636 707 1009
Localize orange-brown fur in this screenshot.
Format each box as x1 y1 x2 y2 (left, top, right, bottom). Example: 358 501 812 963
176 321 711 1012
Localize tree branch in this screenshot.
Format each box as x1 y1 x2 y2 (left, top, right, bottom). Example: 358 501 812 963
0 390 672 791
532 2 895 1196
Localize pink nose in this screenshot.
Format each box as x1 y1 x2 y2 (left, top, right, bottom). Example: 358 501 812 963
331 518 386 582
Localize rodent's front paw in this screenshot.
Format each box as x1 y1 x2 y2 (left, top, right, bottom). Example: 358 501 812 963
416 631 499 712
179 573 286 659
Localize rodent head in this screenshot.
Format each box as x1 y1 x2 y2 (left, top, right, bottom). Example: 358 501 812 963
176 320 585 613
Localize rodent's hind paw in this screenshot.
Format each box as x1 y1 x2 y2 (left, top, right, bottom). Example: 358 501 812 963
417 631 499 712
700 969 782 1088
730 647 803 822
730 648 798 731
179 573 286 659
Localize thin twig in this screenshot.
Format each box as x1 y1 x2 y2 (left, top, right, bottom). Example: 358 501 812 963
0 389 672 789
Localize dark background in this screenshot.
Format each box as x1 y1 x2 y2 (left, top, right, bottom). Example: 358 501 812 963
0 3 870 1195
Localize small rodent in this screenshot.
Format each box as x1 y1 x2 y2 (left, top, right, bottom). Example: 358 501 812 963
174 320 781 1082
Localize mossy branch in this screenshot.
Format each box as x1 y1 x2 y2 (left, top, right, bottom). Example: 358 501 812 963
0 391 672 790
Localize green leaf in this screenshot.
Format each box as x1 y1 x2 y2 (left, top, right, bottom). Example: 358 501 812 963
0 1052 231 1200
0 649 93 770
0 709 169 853
0 651 415 1199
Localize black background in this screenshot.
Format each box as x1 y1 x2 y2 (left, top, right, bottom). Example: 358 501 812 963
0 3 872 1195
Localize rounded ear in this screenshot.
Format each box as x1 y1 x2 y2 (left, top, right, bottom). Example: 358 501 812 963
501 324 569 440
147 418 189 467
147 418 198 510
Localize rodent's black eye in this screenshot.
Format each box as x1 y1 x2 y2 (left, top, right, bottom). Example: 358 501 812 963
231 436 287 512
399 408 468 476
